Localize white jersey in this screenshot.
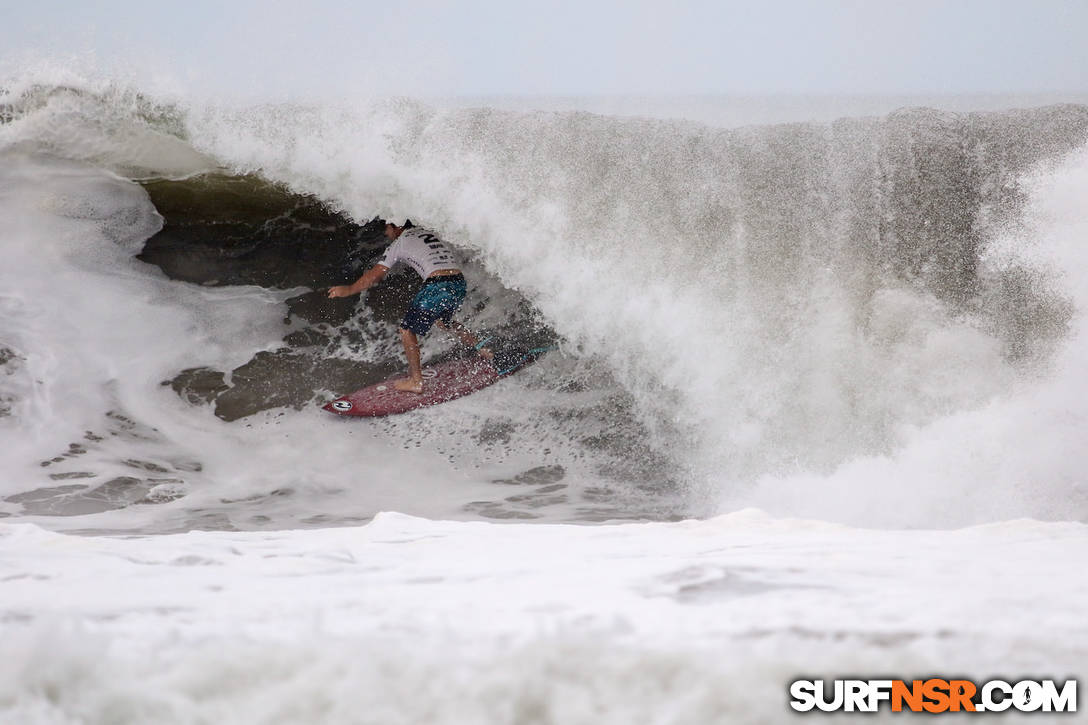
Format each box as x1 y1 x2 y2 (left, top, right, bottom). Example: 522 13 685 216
376 227 460 280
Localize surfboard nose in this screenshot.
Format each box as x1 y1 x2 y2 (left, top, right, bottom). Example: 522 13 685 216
324 398 354 414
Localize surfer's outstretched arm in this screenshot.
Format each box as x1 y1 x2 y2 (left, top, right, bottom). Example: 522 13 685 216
327 264 389 298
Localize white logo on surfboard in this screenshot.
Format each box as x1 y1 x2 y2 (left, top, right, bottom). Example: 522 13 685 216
332 400 353 411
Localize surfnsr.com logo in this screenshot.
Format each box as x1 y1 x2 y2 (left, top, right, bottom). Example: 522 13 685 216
789 678 1077 714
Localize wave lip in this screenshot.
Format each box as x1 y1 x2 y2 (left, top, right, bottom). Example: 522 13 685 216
0 83 217 178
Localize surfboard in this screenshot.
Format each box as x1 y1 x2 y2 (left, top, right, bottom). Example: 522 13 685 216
322 345 551 417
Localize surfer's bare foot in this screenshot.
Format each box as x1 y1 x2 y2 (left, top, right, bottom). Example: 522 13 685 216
476 347 494 360
393 377 424 394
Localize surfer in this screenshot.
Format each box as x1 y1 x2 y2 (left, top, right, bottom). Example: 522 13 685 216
327 219 487 393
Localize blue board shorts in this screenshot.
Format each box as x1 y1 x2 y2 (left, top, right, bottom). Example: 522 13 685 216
400 274 467 336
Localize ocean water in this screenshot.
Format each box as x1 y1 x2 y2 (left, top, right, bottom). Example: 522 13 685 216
1 71 1087 723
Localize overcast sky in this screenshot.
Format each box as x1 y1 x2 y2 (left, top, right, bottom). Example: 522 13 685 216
3 0 1088 97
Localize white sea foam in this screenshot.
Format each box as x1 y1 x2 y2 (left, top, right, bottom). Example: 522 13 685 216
2 512 1085 724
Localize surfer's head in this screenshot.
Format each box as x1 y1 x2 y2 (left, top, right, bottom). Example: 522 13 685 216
383 219 413 242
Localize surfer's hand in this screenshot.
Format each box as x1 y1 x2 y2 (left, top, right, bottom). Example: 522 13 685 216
327 285 354 298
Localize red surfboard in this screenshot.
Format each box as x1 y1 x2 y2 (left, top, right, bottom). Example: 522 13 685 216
323 356 504 417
